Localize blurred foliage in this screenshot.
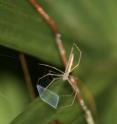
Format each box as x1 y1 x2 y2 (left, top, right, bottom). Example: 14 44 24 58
0 0 117 124
0 52 30 124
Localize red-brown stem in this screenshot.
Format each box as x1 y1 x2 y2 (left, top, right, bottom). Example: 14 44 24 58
29 0 95 124
19 53 36 100
30 0 67 66
30 0 59 34
49 120 63 124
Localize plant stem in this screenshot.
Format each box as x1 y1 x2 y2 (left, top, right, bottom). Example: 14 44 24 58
19 53 36 100
49 120 63 124
29 0 95 123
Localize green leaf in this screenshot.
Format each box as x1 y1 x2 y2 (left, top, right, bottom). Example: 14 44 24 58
0 0 60 64
0 70 30 124
0 0 117 124
11 81 84 124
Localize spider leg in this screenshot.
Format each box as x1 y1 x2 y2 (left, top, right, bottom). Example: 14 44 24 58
38 63 64 73
45 76 61 90
37 72 62 83
71 43 82 72
60 91 78 109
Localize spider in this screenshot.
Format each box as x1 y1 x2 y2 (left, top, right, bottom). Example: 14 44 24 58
37 43 82 109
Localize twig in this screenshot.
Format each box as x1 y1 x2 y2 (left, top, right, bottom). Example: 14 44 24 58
19 53 36 100
29 0 67 66
49 120 63 124
29 0 95 124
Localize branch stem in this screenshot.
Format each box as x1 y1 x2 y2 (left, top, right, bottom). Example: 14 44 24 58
19 53 36 100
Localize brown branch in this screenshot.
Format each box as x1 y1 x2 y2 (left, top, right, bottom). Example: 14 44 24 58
29 0 95 124
49 120 63 124
30 0 67 66
19 53 36 100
